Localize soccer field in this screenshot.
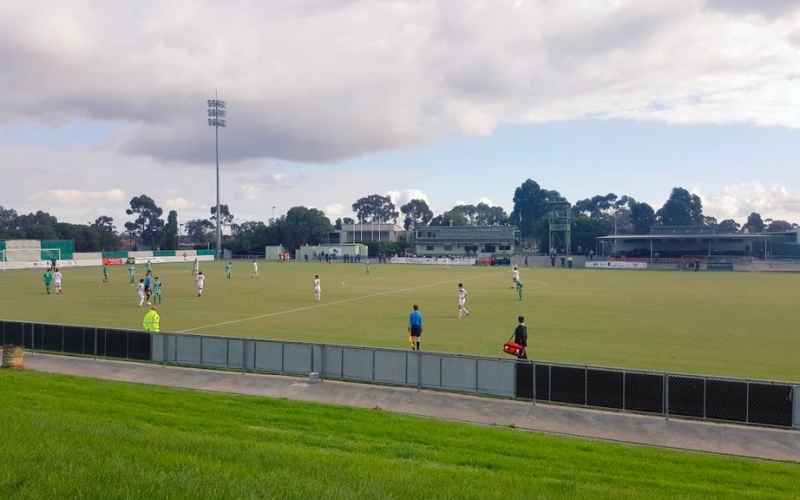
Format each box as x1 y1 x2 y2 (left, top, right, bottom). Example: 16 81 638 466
1 261 798 381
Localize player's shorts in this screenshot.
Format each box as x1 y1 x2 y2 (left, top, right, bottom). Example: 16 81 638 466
458 299 466 307
410 325 422 337
144 285 151 293
138 293 145 299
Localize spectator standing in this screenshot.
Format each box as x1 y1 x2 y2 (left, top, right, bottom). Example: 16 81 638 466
513 316 528 360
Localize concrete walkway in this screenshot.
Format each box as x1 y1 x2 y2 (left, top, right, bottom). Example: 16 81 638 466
21 352 800 463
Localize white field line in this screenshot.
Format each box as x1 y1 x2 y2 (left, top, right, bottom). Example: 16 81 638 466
178 270 511 333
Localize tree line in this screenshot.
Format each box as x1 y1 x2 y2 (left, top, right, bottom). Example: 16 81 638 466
0 180 796 254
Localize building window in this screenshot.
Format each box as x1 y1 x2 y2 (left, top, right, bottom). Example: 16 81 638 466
426 246 434 251
499 245 511 250
444 245 453 251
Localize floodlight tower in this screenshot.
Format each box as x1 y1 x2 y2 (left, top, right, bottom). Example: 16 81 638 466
547 201 572 256
207 93 226 260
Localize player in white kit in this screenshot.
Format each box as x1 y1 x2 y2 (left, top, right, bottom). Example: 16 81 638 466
313 275 321 301
53 269 63 294
457 283 469 318
196 271 205 297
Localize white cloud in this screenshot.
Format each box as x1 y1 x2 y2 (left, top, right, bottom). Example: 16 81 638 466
28 188 125 206
239 185 262 201
163 197 205 212
2 0 799 167
386 189 429 208
697 182 800 223
323 203 346 218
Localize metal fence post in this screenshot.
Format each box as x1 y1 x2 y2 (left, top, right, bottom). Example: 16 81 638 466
745 381 750 424
417 350 421 391
703 377 707 420
475 358 479 394
532 360 536 405
664 374 669 421
584 365 588 406
163 333 167 367
242 339 246 374
622 371 626 411
94 328 98 360
793 386 800 429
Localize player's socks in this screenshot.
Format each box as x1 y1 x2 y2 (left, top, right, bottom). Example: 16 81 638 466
416 342 420 351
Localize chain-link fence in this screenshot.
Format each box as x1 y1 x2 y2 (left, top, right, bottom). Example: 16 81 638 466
2 319 798 429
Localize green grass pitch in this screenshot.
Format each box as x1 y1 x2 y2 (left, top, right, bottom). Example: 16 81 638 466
0 261 798 381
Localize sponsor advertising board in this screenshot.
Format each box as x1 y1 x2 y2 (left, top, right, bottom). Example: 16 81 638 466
585 261 648 269
391 257 477 266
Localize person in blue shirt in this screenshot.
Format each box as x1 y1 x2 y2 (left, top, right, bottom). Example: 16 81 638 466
408 304 423 351
144 272 152 301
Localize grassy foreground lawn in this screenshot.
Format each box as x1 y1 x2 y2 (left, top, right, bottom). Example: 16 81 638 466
1 370 798 500
0 262 798 380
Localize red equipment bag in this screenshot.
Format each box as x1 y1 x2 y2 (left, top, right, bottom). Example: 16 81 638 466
502 341 526 357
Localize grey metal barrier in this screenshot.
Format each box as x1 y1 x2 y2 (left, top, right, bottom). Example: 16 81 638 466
2 319 797 430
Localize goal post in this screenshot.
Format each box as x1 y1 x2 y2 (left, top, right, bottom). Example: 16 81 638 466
0 248 61 271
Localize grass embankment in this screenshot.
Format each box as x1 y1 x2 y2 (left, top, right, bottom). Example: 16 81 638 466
1 370 798 499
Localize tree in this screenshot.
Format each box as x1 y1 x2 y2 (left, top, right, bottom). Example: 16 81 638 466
90 216 116 233
429 211 469 227
703 216 718 226
280 207 333 249
162 210 179 250
0 205 19 231
125 195 164 248
743 212 765 233
574 193 618 218
334 217 355 230
655 188 704 226
210 204 234 232
766 219 795 232
717 219 741 234
185 219 214 245
629 201 656 234
352 195 399 223
571 217 614 254
509 179 566 239
16 211 58 239
474 203 508 226
400 199 434 230
450 204 478 225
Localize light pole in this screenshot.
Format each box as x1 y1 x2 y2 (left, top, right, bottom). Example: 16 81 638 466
272 206 276 225
208 93 227 260
178 223 183 249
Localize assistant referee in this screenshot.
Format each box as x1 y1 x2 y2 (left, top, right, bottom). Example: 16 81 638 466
408 304 423 351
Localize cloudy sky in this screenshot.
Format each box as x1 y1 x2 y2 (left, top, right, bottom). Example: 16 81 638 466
2 0 800 230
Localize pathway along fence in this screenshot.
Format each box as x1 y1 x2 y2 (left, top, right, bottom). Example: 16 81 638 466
2 320 798 429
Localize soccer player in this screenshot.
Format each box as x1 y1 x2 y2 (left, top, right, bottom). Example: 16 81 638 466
146 259 153 274
252 260 259 278
196 271 205 297
313 275 321 301
511 265 520 289
102 264 108 283
144 272 152 300
226 262 233 282
516 280 524 301
443 257 450 269
42 269 53 294
457 283 470 318
365 259 370 275
193 258 200 276
153 277 163 304
128 262 136 286
53 268 63 294
136 279 146 307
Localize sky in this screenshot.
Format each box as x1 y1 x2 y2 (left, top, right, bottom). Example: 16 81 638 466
2 0 800 230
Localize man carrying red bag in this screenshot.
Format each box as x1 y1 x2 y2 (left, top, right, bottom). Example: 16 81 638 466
509 316 528 360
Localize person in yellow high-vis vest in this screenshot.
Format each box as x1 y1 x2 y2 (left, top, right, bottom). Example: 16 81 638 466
142 304 160 333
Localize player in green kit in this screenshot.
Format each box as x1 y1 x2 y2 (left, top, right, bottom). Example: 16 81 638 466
225 262 233 282
128 263 136 286
152 277 163 304
42 270 53 294
515 280 524 301
365 259 370 275
102 265 109 283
